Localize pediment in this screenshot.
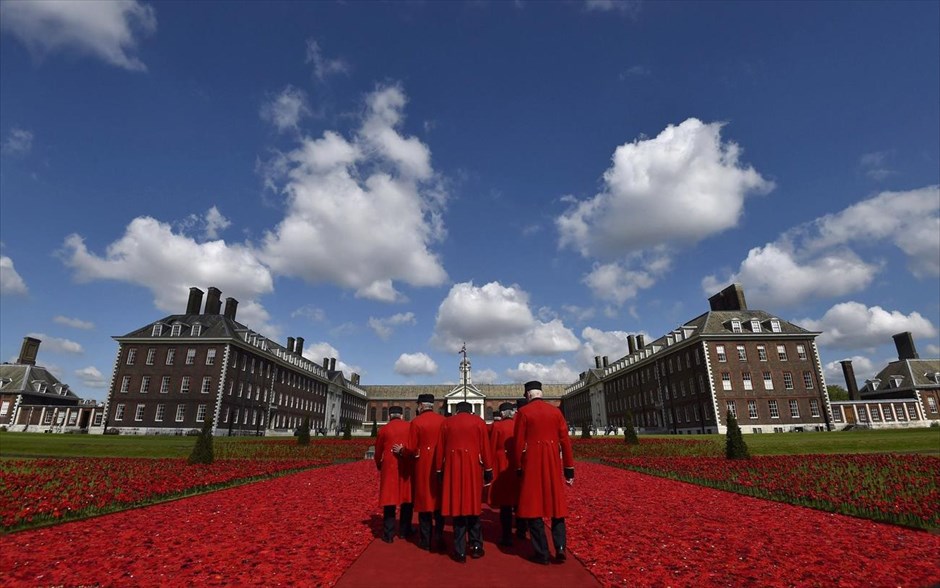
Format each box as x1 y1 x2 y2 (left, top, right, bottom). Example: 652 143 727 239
444 385 485 399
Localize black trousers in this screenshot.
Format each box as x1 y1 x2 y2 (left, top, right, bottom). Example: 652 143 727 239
528 517 566 560
418 510 445 546
382 503 414 540
452 515 482 556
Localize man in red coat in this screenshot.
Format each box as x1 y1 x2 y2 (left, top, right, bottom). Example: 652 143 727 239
513 381 575 565
374 406 413 543
488 401 521 546
434 401 494 562
393 393 446 552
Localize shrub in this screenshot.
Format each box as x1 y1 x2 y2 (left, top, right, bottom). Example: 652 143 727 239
725 411 749 460
188 417 215 465
581 421 592 439
623 411 639 445
343 422 352 440
370 419 378 438
298 417 311 446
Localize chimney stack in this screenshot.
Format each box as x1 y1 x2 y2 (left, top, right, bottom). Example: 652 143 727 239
708 283 748 311
330 358 336 372
602 356 609 367
594 356 601 369
16 336 41 365
352 373 360 386
204 287 222 314
223 297 238 321
295 337 304 356
628 335 637 355
287 337 295 354
186 287 204 315
636 334 646 349
323 357 330 370
840 360 861 401
892 332 919 361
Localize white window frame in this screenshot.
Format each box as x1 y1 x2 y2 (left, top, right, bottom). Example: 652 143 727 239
748 400 758 419
152 324 163 336
928 397 938 414
160 376 171 394
140 376 150 394
192 324 202 336
750 319 761 333
146 348 156 365
206 348 217 366
171 323 182 337
135 404 145 421
777 345 788 361
120 375 131 394
731 319 742 333
716 345 727 362
196 404 207 423
768 400 779 419
789 399 800 418
175 405 185 422
770 319 782 333
763 371 774 390
185 348 196 365
742 372 753 390
115 404 126 421
797 345 807 361
180 376 191 394
737 345 747 361
155 404 165 422
809 399 820 418
783 372 794 390
803 371 814 389
166 349 175 365
126 348 137 365
201 376 212 394
722 372 732 391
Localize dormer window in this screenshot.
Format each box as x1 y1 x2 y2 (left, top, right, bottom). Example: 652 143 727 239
867 378 881 391
192 324 203 336
890 376 904 388
731 319 742 333
171 324 182 337
152 324 163 336
928 372 940 385
770 319 782 333
750 320 761 333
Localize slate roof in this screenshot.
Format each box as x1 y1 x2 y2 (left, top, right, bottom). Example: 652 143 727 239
859 358 940 396
363 383 567 401
682 310 816 336
0 363 81 401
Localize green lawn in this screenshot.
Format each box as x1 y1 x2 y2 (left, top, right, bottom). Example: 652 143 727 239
676 427 940 455
0 431 212 458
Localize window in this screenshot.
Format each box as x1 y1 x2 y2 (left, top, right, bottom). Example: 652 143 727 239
160 376 170 394
757 345 767 361
180 376 191 394
206 348 217 366
796 345 807 361
783 372 794 390
140 376 151 394
185 348 196 365
716 345 727 362
737 345 747 361
747 400 758 419
135 404 145 421
809 399 820 418
906 404 918 420
152 324 163 336
742 372 753 390
774 346 787 361
0 401 8 417
192 324 202 336
750 320 761 333
803 371 814 389
171 324 182 337
201 376 212 394
126 348 137 365
722 372 732 391
382 407 389 421
789 399 800 418
731 319 742 333
120 376 131 393
928 397 938 414
146 348 156 365
175 405 185 422
155 404 165 422
763 371 774 390
166 349 176 365
770 319 782 333
768 400 779 419
115 404 126 421
883 404 894 421
196 404 207 423
894 404 907 421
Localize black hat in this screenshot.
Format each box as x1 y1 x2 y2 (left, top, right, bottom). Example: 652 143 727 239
389 406 404 416
499 402 514 412
417 393 435 404
455 401 472 413
516 398 528 410
524 380 542 393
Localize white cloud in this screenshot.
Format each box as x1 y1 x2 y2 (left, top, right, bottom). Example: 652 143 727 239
562 304 596 324
705 186 940 307
506 360 578 384
0 254 28 295
27 333 83 355
259 85 448 302
0 0 156 71
260 85 311 133
432 281 580 355
859 151 893 181
394 352 437 376
59 216 277 334
582 252 670 306
557 118 772 259
584 0 641 18
291 305 326 323
305 38 349 80
926 344 940 357
202 206 231 240
474 368 499 384
302 342 361 378
577 326 632 367
2 128 33 154
823 356 877 387
75 365 108 388
369 312 416 340
801 302 938 350
53 315 95 330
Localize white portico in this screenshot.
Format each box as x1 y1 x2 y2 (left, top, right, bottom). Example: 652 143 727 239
444 349 486 417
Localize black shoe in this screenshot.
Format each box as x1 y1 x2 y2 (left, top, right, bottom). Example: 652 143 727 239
516 529 527 539
470 544 485 559
381 536 394 544
452 552 467 563
498 536 513 547
418 539 430 550
527 554 550 566
554 549 567 563
400 527 414 539
435 538 447 553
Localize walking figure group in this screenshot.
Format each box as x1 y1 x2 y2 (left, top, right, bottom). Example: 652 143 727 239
374 381 575 564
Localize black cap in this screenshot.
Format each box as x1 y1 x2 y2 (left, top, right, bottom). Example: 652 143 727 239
389 406 403 416
524 380 542 393
499 402 514 412
455 401 472 413
516 398 528 410
417 393 435 403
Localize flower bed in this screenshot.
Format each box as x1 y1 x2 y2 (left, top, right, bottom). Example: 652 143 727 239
601 454 940 530
568 462 940 587
0 461 379 587
218 437 374 461
572 437 722 459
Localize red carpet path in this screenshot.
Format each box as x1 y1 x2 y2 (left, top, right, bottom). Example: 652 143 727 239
335 508 601 588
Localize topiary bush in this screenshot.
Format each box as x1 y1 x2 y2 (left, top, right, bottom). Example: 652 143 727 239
188 416 215 464
580 421 592 439
370 419 378 437
623 411 639 445
725 411 749 460
343 422 352 440
298 416 311 446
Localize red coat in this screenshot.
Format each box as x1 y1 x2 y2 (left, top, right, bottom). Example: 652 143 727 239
512 399 574 518
488 417 520 508
433 412 493 517
374 418 412 507
404 410 446 513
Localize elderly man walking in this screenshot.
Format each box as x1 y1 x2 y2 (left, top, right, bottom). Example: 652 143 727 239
374 406 413 543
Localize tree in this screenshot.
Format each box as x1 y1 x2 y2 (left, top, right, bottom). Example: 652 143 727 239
725 411 749 460
623 411 639 445
580 421 592 439
343 421 352 440
370 419 378 437
827 384 849 401
188 416 215 465
298 416 311 446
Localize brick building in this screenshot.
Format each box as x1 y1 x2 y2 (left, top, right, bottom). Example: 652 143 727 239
104 287 367 435
562 284 833 435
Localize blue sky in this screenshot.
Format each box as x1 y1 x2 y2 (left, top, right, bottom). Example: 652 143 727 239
1 0 938 402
